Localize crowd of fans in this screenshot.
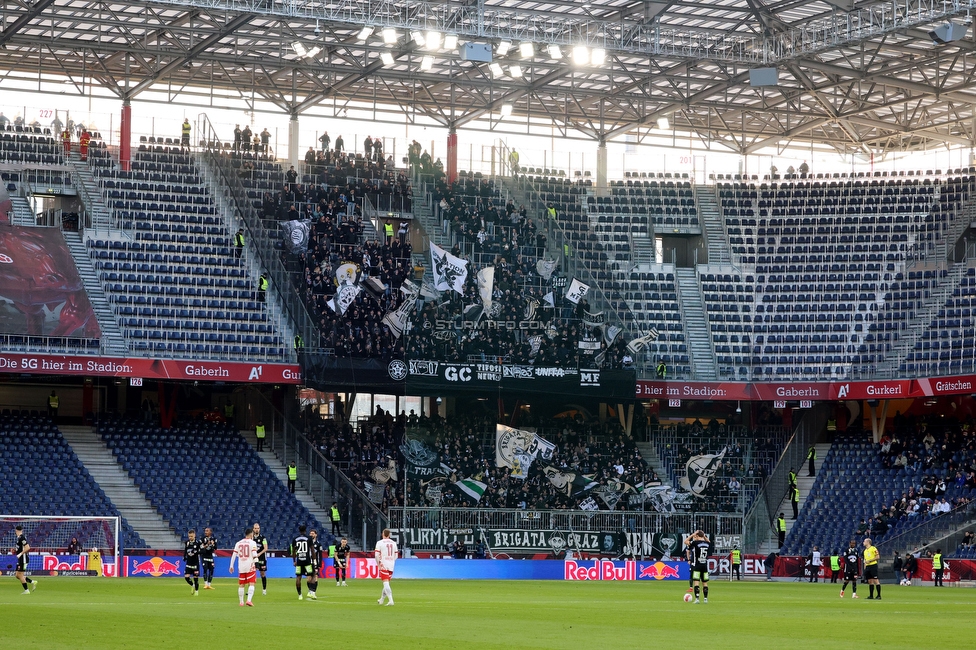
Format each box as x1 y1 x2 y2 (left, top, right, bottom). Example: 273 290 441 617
304 408 657 512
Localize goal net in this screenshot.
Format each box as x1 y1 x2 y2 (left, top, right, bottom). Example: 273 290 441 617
0 515 120 577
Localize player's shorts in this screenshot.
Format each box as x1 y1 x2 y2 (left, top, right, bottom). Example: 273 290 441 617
864 565 879 580
185 563 199 576
295 564 313 576
379 568 394 581
844 570 858 581
201 557 214 566
334 560 346 570
692 566 709 582
255 559 267 571
239 570 256 586
16 556 28 572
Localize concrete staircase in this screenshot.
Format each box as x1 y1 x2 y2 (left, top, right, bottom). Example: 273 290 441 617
636 440 672 487
7 194 35 226
61 231 127 355
66 154 115 231
632 236 654 267
674 267 718 380
694 186 732 264
758 442 831 555
60 425 182 549
238 430 349 545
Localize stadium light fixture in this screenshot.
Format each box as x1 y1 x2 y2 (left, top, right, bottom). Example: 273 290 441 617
357 26 374 41
420 55 434 71
509 64 523 78
411 31 426 46
380 52 395 67
382 28 399 45
591 47 606 65
305 46 321 59
500 103 514 117
572 45 590 65
444 34 459 50
520 42 535 59
657 117 670 130
291 42 307 57
489 62 504 77
426 31 443 50
547 44 563 60
497 41 512 56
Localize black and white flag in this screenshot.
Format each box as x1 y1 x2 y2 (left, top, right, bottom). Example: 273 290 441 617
603 325 622 346
536 258 558 280
430 242 468 294
626 328 660 356
578 496 600 511
583 310 605 328
678 448 727 497
382 286 418 339
281 219 310 254
327 282 361 315
565 278 590 304
477 266 494 309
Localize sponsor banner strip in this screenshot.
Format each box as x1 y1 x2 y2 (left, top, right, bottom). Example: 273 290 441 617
637 376 976 401
0 353 302 384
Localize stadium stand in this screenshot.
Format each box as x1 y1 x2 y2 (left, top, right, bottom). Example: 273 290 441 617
97 417 331 549
83 145 287 360
784 415 976 556
0 412 147 549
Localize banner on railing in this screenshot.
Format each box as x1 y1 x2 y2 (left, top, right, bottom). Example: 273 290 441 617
637 376 976 401
392 527 625 554
406 360 635 398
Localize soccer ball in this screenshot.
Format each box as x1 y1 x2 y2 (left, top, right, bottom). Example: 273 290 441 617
683 593 694 602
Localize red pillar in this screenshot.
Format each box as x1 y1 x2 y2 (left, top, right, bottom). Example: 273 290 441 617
120 101 132 172
446 130 458 184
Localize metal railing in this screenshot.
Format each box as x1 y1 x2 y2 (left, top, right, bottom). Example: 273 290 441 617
196 113 320 350
742 406 828 553
876 500 976 556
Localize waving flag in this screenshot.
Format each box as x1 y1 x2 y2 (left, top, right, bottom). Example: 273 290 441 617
430 242 468 294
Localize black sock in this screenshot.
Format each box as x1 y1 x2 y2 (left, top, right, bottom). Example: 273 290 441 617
852 583 856 593
262 576 267 590
25 577 32 584
193 578 199 590
876 585 881 597
310 581 316 593
869 584 874 597
185 577 193 586
703 585 709 598
694 586 699 598
842 581 847 591
20 581 28 591
296 583 302 595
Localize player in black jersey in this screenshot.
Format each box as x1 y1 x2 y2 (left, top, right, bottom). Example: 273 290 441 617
184 529 201 595
840 540 861 599
685 530 712 604
253 522 269 595
334 537 350 586
291 525 315 601
200 527 217 590
309 530 323 595
12 525 36 594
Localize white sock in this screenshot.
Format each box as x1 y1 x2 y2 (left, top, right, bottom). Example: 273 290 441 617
247 585 255 602
383 582 393 602
238 586 245 604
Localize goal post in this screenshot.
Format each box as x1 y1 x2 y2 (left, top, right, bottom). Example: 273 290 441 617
1 515 121 577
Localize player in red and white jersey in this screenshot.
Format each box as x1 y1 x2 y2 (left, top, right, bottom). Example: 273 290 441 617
374 528 399 606
229 527 259 607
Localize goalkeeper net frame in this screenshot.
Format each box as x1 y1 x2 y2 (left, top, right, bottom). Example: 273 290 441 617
1 515 121 577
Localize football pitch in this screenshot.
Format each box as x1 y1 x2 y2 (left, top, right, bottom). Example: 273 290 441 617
1 578 974 649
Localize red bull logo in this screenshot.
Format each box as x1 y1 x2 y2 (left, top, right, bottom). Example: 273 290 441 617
638 561 681 580
130 557 182 577
564 560 637 581
353 558 377 579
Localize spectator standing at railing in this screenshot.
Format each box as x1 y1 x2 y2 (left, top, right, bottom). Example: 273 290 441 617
181 119 191 152
0 112 9 127
258 273 268 303
286 166 298 186
334 134 344 155
234 228 245 260
364 136 373 158
61 128 71 155
305 147 316 172
261 128 271 155
233 125 242 151
319 131 330 152
241 125 252 153
397 219 409 245
372 137 383 162
79 129 91 162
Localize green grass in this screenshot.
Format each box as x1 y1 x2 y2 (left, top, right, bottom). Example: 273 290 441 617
1 577 974 648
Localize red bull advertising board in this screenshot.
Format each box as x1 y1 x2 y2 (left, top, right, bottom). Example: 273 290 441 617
344 558 688 581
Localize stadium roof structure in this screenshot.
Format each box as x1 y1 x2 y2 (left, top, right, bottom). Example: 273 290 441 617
4 0 976 154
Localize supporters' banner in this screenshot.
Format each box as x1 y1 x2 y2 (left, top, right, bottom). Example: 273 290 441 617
382 290 417 339
604 325 622 346
510 449 533 479
401 278 442 302
334 261 362 285
477 266 494 309
543 291 555 308
583 310 605 328
0 227 101 338
496 425 557 470
678 448 727 497
565 278 590 304
524 298 539 321
455 478 487 502
393 528 606 554
623 532 685 559
626 329 660 356
363 481 386 504
536 258 558 280
400 438 452 477
527 335 544 358
327 282 361 315
430 242 468 294
579 496 600 511
280 219 310 254
594 487 622 510
544 466 598 497
405 360 635 399
369 459 398 484
579 336 601 353
462 303 484 327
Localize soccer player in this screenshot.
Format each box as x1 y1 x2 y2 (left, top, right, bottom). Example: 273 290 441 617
309 530 324 595
184 529 201 595
229 526 259 607
253 522 269 595
11 525 36 594
375 528 398 606
863 537 881 600
334 537 350 586
200 527 217 589
840 540 860 598
291 525 316 601
686 530 711 604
